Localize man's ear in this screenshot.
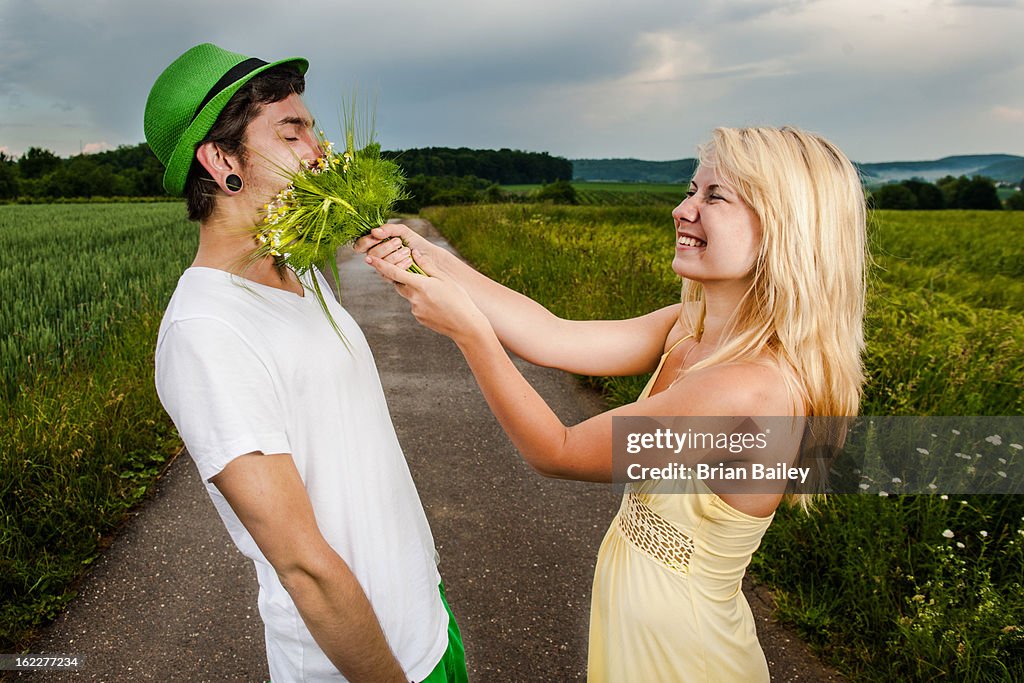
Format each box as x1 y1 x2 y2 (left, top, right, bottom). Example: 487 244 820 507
196 142 242 194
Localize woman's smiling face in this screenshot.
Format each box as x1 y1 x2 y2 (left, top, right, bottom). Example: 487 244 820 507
670 164 762 284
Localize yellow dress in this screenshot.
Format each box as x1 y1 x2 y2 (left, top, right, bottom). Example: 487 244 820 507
588 337 774 683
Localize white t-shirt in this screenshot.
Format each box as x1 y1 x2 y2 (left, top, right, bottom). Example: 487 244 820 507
155 266 448 682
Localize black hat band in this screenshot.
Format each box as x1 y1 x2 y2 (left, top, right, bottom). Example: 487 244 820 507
191 57 269 122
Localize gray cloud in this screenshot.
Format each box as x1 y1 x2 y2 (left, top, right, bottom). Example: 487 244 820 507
0 0 1021 161
948 0 1022 8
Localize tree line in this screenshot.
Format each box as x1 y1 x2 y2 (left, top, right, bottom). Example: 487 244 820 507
872 176 1024 210
0 143 571 204
3 144 1021 211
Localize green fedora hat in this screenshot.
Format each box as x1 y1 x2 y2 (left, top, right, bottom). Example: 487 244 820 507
144 43 308 195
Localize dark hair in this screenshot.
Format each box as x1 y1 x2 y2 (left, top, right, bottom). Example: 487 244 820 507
184 65 306 222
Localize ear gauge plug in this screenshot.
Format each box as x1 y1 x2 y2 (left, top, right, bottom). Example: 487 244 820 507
225 174 244 193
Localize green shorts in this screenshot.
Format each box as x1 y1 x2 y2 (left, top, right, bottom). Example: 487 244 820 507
418 582 468 683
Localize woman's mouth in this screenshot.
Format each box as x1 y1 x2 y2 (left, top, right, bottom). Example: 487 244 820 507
677 234 707 249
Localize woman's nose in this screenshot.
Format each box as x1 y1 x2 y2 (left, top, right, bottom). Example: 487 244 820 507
672 196 697 222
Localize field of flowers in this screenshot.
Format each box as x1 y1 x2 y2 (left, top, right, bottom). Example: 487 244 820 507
423 204 1024 682
0 203 195 648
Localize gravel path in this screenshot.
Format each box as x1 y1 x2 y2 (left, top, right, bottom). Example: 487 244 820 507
11 218 844 682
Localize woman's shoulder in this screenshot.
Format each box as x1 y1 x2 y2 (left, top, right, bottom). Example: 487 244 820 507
675 357 803 417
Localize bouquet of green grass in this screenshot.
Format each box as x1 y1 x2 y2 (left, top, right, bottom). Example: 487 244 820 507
252 105 422 348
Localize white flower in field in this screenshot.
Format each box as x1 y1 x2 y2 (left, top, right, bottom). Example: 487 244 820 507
892 477 902 484
985 435 1003 446
956 542 965 549
967 466 976 474
999 458 1007 464
879 491 889 497
998 471 1008 478
980 530 988 537
931 433 938 438
961 500 968 505
917 448 930 455
1012 443 1023 451
942 529 955 538
859 483 870 490
952 429 961 435
941 495 949 500
928 483 937 490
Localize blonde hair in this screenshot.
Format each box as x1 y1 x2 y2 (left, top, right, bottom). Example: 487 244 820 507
679 127 867 508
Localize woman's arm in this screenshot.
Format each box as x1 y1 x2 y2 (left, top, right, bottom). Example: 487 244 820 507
356 224 679 376
367 250 796 482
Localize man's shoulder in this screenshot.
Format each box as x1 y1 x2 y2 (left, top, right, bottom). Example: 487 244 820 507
158 269 264 346
164 268 258 321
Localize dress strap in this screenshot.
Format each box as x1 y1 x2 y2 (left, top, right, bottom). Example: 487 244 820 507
637 333 697 401
664 333 695 357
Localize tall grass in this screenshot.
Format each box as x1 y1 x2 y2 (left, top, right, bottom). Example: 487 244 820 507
423 204 1024 682
0 203 194 648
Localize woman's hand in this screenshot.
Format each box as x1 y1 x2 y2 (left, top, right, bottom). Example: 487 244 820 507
366 248 491 344
355 224 438 272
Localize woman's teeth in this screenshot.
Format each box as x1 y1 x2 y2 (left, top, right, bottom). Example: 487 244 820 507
678 235 707 248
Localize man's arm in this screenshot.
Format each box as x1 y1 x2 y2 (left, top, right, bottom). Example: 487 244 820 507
356 224 680 376
212 452 407 683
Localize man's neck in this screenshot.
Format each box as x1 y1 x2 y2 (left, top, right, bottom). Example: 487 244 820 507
194 214 302 295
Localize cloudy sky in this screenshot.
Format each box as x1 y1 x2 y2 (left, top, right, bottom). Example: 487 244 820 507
1 0 1022 164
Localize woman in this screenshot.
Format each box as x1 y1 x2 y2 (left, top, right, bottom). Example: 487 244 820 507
361 127 866 682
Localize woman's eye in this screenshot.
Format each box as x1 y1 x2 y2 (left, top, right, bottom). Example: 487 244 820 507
685 190 696 198
709 194 724 202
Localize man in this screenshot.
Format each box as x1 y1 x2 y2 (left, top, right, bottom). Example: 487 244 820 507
145 43 466 682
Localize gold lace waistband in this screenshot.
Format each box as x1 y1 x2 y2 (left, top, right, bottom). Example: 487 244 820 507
617 492 694 575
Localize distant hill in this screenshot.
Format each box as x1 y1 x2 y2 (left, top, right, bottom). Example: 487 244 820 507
573 154 1024 185
571 158 697 183
857 155 1024 183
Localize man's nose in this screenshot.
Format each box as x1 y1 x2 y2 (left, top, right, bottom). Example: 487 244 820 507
300 130 323 162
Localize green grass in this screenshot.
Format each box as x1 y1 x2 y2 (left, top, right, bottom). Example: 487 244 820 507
422 203 1024 682
0 203 194 649
504 181 685 206
504 181 686 193
4 199 1022 678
